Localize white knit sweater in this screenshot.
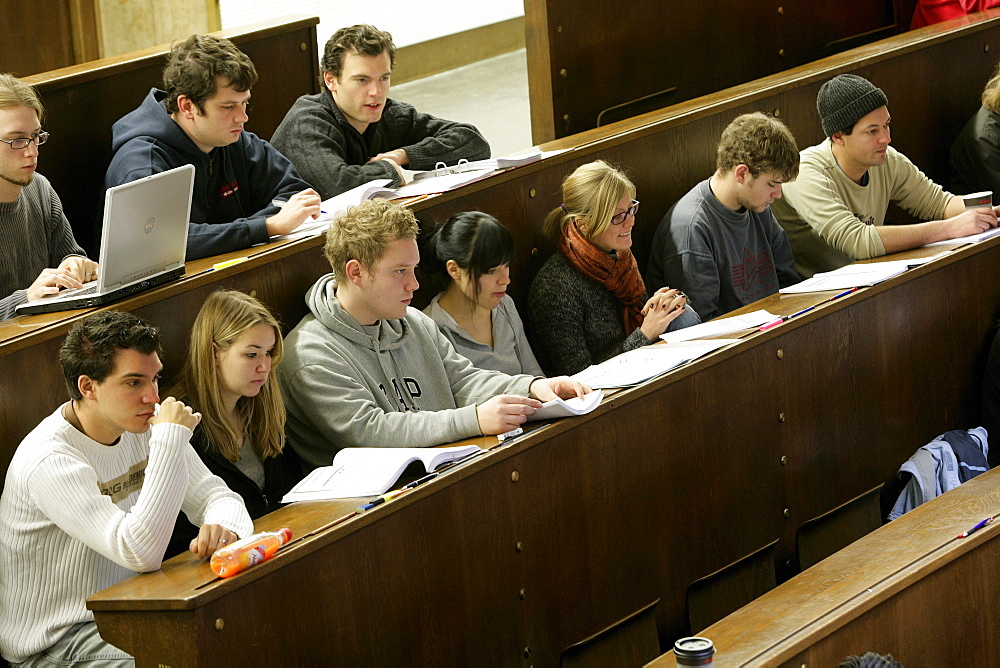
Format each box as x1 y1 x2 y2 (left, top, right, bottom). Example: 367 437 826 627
0 405 253 662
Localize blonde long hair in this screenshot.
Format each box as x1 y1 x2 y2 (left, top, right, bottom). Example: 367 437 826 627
543 160 636 243
984 59 1000 114
168 289 286 462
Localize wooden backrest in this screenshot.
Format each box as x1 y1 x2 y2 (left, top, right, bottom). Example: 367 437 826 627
22 15 320 255
648 468 1000 666
524 0 904 143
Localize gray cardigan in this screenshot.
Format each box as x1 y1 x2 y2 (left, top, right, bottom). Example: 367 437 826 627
527 252 700 376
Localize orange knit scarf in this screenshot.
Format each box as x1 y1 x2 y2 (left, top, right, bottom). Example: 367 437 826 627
558 221 646 333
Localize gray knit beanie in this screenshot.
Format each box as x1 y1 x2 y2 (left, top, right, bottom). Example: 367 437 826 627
817 74 888 137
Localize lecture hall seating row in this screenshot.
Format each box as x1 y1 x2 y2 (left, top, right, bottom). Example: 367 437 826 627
648 466 1000 667
23 14 321 255
524 0 921 142
0 10 998 665
84 238 1000 666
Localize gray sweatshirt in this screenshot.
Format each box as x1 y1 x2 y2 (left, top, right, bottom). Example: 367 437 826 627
278 274 535 469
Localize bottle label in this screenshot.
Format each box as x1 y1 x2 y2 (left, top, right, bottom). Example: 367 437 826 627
246 546 266 567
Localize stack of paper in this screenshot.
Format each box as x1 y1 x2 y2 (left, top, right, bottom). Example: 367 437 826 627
923 227 1000 247
571 340 736 389
411 149 567 181
660 310 778 344
779 253 945 294
281 444 483 502
274 169 497 241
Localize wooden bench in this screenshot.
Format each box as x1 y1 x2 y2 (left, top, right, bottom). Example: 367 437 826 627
85 238 1000 665
524 0 916 142
647 467 1000 666
22 15 320 255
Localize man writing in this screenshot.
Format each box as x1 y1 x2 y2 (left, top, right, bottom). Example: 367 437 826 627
647 112 802 320
0 73 97 320
277 199 588 470
271 24 491 198
0 311 253 665
771 74 999 277
106 34 320 261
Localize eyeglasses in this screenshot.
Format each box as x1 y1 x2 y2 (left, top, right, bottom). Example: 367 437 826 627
610 200 640 226
1 131 49 150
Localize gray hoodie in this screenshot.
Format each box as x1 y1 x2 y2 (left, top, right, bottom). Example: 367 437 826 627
278 274 536 469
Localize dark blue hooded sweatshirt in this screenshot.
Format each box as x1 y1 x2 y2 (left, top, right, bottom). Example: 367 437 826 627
106 88 311 260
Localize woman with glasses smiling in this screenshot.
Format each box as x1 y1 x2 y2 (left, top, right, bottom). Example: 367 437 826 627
528 160 699 375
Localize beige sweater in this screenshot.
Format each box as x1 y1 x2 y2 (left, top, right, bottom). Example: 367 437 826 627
771 140 952 277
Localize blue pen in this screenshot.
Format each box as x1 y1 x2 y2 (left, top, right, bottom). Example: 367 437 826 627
957 516 993 538
828 287 858 301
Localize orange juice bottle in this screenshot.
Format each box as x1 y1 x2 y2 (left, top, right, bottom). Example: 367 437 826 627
210 527 292 578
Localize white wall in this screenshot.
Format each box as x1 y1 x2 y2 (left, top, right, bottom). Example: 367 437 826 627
219 0 524 47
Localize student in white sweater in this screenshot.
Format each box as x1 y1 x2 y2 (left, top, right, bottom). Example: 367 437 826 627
0 311 253 666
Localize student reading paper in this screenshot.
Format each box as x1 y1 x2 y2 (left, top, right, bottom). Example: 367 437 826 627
277 198 591 470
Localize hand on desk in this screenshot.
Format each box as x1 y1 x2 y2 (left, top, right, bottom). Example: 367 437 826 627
370 149 409 167
640 287 688 341
190 523 240 559
265 188 322 236
945 206 1000 239
24 255 99 301
370 153 407 184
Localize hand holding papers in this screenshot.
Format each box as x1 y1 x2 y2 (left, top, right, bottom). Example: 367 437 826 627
527 390 604 421
282 444 484 502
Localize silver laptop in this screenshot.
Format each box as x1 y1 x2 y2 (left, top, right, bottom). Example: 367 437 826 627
16 164 194 316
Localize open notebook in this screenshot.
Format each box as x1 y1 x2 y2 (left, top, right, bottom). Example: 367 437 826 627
282 444 484 501
16 165 194 315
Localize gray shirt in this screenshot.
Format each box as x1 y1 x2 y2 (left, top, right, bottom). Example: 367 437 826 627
647 178 800 321
424 293 544 377
0 174 86 320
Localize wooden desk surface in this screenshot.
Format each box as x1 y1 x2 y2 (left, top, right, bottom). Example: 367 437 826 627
86 237 1000 666
647 467 1000 667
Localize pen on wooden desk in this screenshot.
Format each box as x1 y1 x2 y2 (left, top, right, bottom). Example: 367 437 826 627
356 488 410 513
827 287 858 301
759 288 859 331
957 516 993 538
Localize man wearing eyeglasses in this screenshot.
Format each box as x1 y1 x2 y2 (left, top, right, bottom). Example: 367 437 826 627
0 74 97 321
647 113 802 321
